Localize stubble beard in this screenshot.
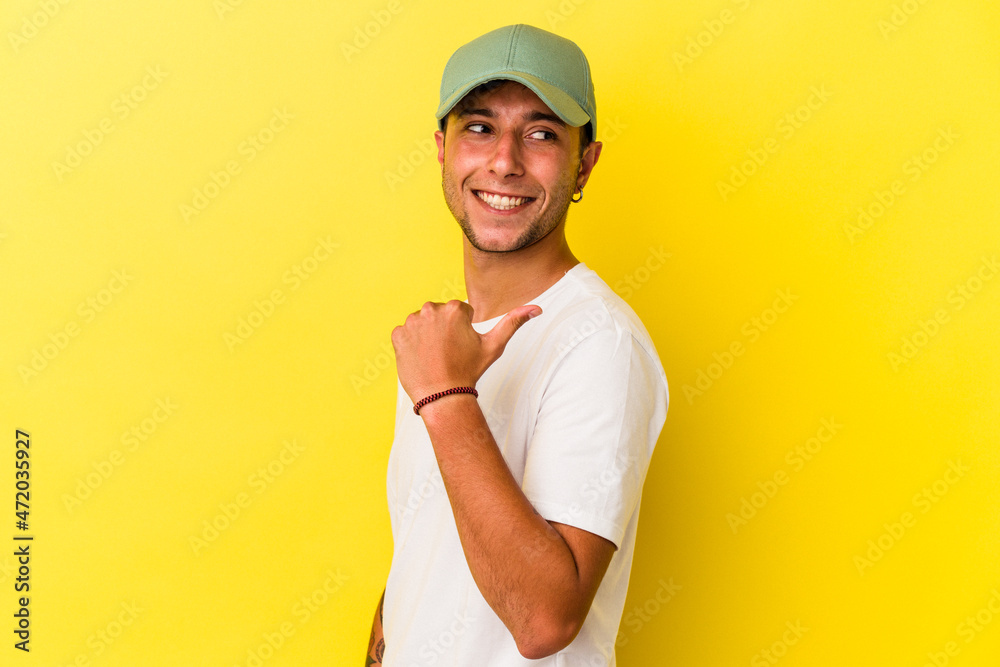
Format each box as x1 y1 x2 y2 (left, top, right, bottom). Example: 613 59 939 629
441 160 579 254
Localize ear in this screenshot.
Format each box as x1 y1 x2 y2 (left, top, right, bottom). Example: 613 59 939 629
576 140 603 191
435 129 445 174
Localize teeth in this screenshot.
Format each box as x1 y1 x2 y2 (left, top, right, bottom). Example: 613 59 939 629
476 191 527 211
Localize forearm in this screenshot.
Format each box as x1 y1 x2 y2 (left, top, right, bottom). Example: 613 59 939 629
418 394 589 655
365 589 384 666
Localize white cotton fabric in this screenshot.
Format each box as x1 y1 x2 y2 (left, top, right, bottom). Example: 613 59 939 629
383 263 669 666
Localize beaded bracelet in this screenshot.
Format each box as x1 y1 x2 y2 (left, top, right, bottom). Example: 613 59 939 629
413 387 479 415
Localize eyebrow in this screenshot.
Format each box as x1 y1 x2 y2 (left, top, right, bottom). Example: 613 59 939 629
456 107 567 128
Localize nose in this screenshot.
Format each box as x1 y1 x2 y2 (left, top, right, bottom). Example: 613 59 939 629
487 130 524 178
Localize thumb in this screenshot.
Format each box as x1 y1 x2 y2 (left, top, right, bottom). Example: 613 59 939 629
482 305 542 357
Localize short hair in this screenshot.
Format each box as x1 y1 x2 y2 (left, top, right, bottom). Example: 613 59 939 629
442 80 591 158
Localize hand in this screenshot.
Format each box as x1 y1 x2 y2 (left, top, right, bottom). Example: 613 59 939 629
390 300 542 404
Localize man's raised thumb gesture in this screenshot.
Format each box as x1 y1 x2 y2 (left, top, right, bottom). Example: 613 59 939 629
391 300 542 408
481 305 543 364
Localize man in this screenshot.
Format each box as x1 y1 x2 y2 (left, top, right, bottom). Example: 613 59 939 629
367 24 668 665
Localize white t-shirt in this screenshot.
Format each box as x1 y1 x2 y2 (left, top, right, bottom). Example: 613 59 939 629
383 263 669 666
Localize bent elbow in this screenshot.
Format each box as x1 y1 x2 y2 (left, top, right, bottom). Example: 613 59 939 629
514 612 583 660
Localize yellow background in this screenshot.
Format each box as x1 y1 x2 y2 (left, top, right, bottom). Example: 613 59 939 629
2 0 998 665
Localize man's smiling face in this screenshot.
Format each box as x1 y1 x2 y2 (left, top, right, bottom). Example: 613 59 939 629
435 80 599 255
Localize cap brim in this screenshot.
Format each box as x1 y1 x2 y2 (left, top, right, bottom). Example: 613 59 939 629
436 71 591 129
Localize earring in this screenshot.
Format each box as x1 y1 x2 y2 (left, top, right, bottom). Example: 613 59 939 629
571 187 583 203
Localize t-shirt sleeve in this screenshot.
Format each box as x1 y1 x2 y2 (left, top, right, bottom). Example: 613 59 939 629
520 317 668 549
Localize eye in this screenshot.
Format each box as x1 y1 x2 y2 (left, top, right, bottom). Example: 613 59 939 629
528 129 557 141
466 123 491 134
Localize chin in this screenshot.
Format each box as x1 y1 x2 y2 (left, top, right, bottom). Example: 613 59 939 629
464 235 522 254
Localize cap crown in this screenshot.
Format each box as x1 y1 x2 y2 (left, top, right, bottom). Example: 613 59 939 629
436 24 596 140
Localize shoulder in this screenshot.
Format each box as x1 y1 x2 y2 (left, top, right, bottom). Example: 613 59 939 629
537 264 663 369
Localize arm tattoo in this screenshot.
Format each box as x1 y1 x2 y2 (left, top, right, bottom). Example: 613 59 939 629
366 638 384 666
366 591 386 665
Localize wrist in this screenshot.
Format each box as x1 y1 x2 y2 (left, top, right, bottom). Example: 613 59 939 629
413 386 478 416
416 390 479 423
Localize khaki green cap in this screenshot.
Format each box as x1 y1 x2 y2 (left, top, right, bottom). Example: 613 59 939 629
436 24 596 142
